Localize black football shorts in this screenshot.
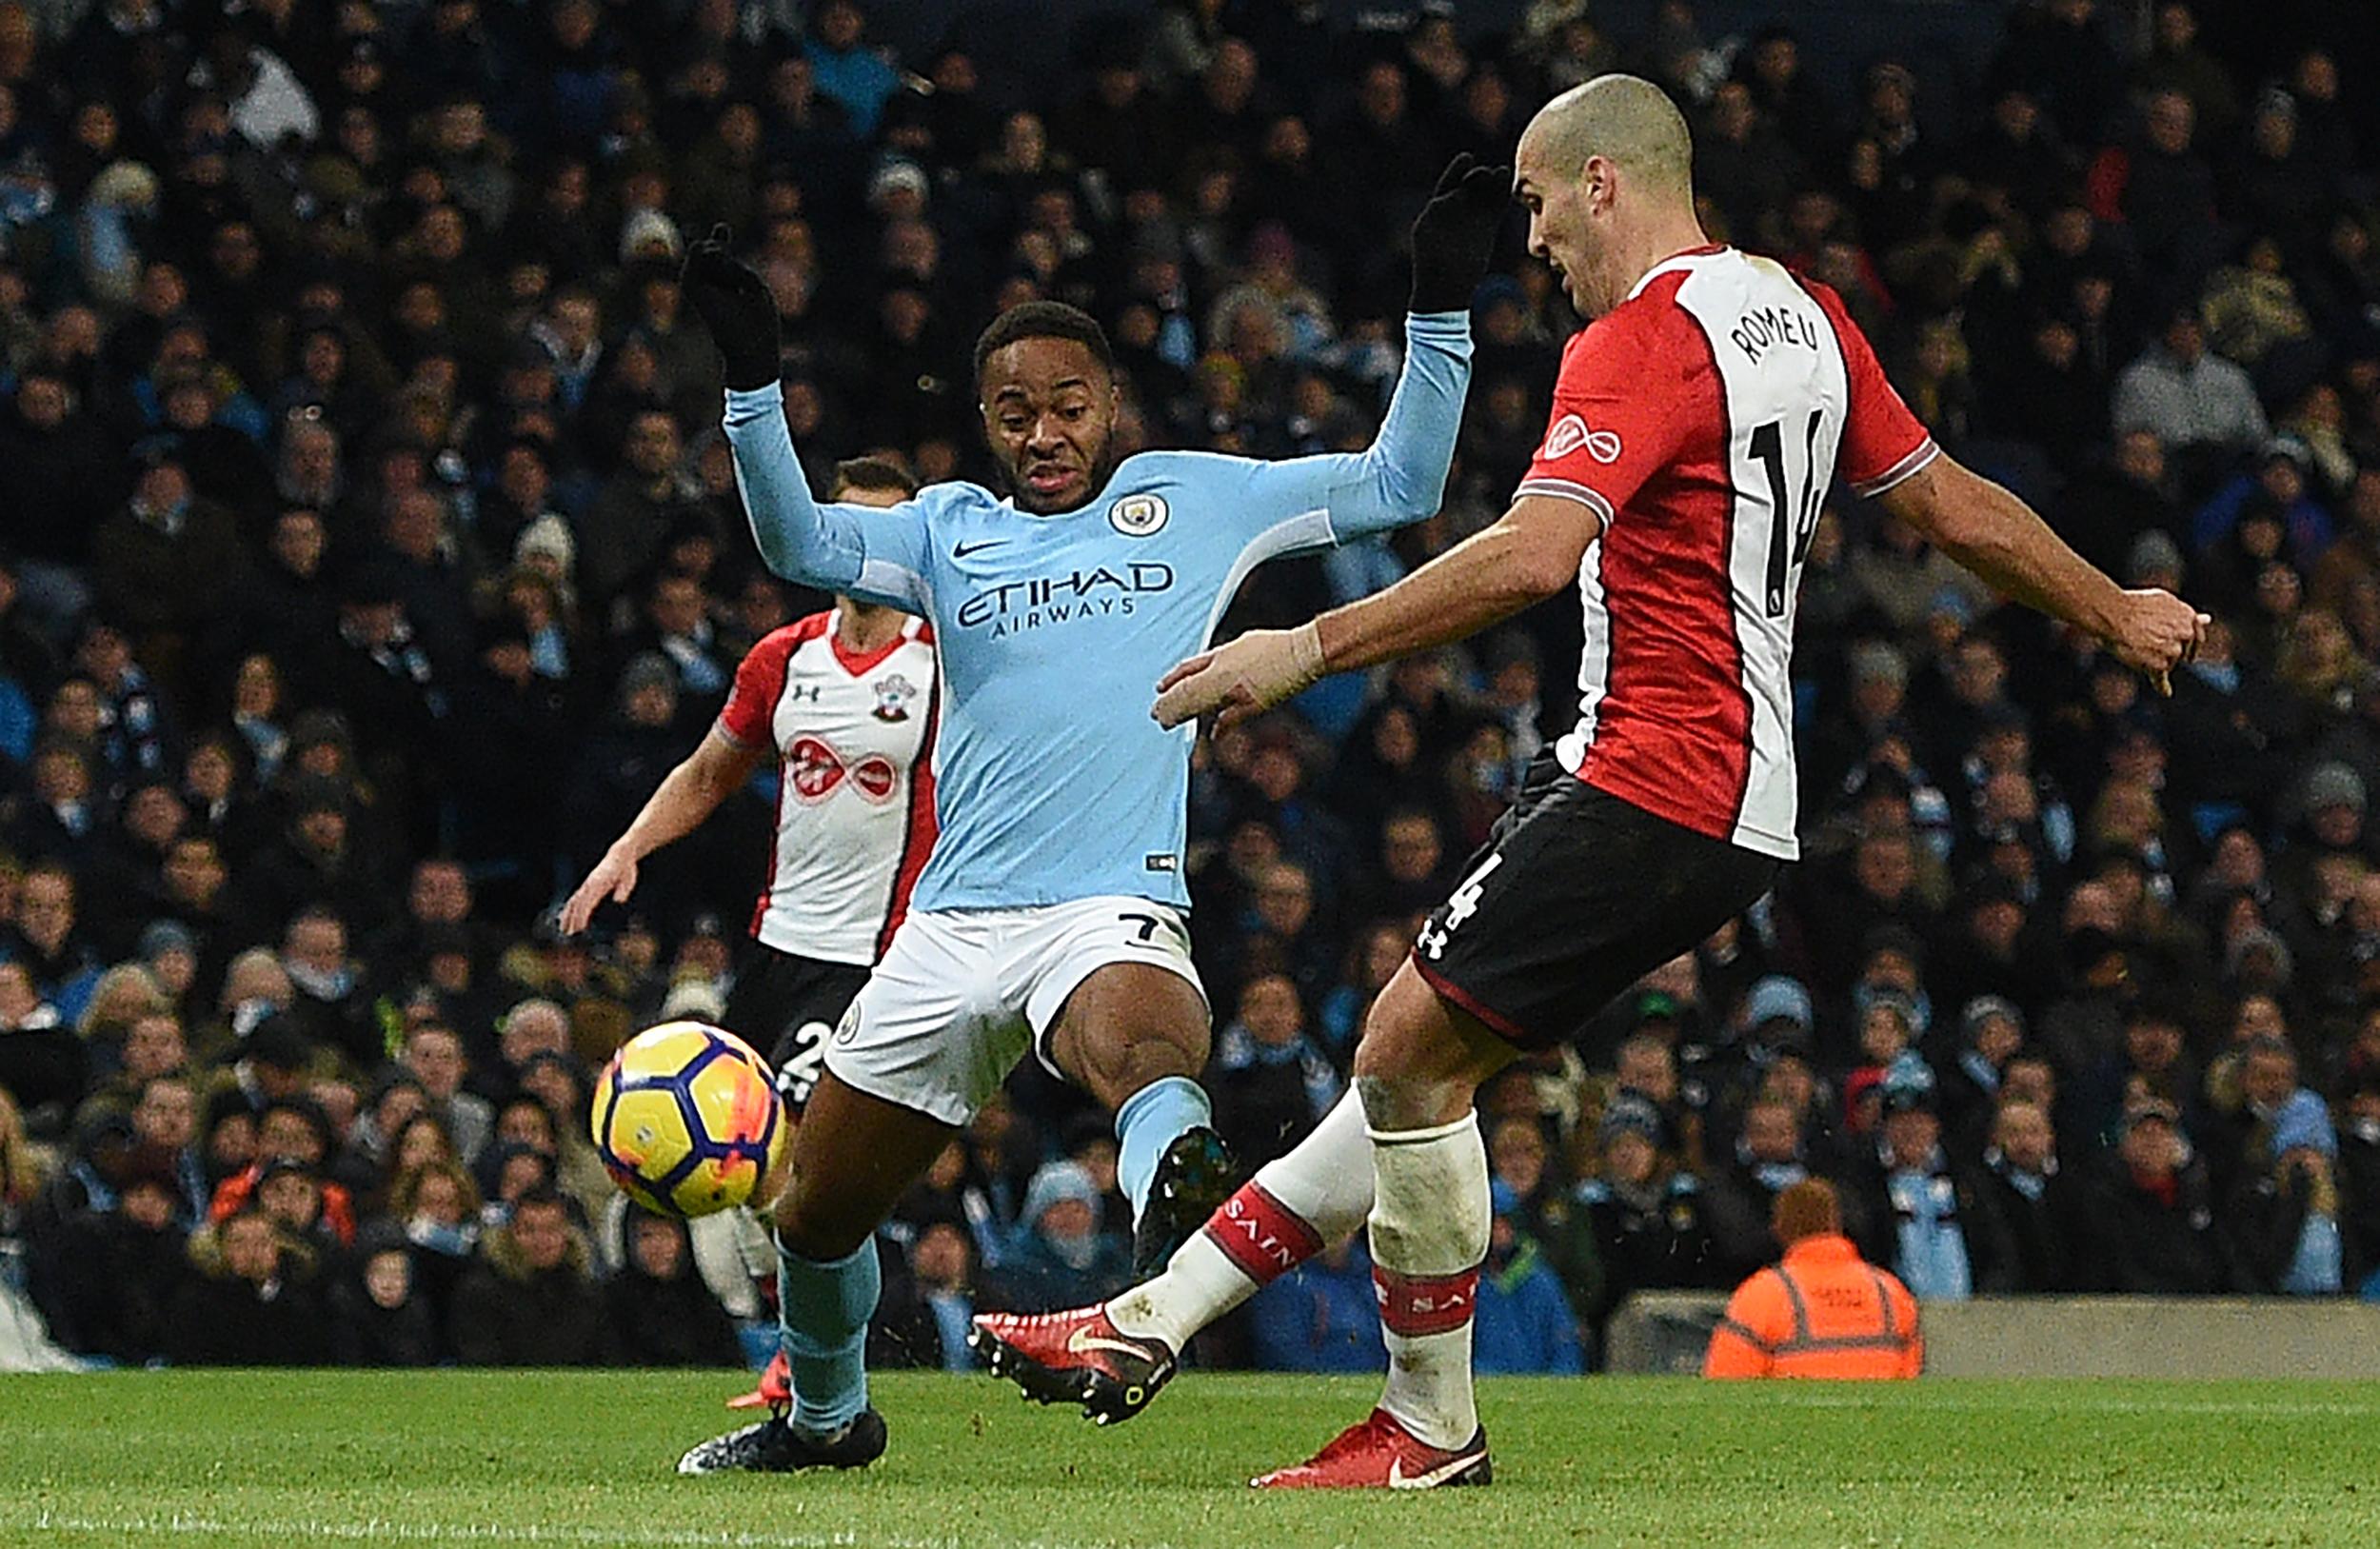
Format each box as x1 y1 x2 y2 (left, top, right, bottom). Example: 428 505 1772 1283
722 943 872 1109
1412 753 1779 1051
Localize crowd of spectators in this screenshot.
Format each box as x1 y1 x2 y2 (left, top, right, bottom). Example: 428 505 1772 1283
5 0 2380 1376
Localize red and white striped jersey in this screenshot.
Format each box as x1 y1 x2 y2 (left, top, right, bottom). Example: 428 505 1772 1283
1517 245 1935 861
717 611 939 965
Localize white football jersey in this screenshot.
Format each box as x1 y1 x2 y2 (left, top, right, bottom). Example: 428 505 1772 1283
717 611 938 965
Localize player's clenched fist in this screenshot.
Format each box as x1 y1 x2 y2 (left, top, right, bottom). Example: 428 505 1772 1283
2105 586 2209 695
1152 623 1325 731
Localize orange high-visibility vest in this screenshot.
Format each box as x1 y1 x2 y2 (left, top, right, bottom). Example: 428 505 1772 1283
1702 1233 1922 1379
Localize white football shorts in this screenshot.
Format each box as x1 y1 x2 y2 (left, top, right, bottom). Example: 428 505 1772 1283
822 895 1205 1126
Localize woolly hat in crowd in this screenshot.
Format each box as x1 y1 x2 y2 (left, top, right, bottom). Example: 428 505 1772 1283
1021 1161 1101 1230
2126 529 2186 588
514 514 577 578
1879 1055 1939 1115
87 159 159 212
137 920 197 963
657 975 724 1023
1961 994 2026 1045
2304 762 2367 816
1742 975 1814 1043
615 652 676 706
1847 640 1909 689
1597 1093 1664 1148
619 208 684 263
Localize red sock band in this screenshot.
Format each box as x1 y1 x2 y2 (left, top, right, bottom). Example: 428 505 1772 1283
1200 1182 1325 1285
1373 1264 1479 1338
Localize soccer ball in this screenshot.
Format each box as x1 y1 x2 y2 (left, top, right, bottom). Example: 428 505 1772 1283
592 1022 789 1219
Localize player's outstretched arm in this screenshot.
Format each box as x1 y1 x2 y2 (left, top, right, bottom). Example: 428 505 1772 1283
683 230 927 609
558 729 764 934
1153 491 1594 729
1878 456 2206 692
719 387 925 606
1233 156 1505 540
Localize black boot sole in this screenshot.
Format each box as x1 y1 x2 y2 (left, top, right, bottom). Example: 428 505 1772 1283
969 1323 1170 1427
1131 1126 1239 1278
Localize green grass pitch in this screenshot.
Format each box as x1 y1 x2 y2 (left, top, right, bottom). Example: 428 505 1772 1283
3 1370 2376 1547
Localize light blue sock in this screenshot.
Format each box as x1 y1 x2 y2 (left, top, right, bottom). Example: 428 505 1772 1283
776 1236 880 1439
1114 1075 1213 1221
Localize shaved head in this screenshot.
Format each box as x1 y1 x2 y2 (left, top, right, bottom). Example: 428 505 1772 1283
1519 74 1694 198
1515 73 1706 318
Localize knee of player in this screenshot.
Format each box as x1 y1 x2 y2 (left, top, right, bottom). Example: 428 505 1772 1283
1061 1008 1208 1096
1122 1014 1210 1078
1351 1023 1439 1086
774 1184 870 1262
1352 1071 1439 1131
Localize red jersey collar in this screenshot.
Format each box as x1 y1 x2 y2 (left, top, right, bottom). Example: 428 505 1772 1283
829 615 922 678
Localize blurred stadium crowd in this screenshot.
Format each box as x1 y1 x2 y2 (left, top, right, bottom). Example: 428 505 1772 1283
5 0 2380 1375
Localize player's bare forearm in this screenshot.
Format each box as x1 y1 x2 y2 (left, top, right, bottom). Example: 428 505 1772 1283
611 732 763 863
1879 456 2203 689
1880 458 2124 638
1316 494 1597 674
1152 494 1597 729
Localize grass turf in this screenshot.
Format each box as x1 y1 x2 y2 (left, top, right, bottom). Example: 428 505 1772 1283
2 1370 2375 1548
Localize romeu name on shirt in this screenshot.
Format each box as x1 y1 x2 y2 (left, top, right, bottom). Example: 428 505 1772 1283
1515 246 1937 860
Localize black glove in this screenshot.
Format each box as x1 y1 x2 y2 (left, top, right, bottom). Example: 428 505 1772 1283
681 225 782 391
1408 151 1512 315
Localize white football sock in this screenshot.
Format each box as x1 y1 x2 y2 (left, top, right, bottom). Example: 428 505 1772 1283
1368 1111 1488 1450
1108 1089 1373 1348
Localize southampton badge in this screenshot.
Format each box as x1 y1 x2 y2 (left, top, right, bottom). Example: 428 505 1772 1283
871 672 919 723
1108 493 1170 537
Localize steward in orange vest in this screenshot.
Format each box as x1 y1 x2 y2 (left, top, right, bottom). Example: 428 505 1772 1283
1704 1178 1921 1379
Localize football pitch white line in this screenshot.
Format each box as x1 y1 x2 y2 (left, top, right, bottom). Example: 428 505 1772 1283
0 1513 1170 1549
1739 1390 2380 1419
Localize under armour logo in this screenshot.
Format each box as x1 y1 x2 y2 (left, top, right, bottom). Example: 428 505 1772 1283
783 682 823 705
786 737 897 803
1542 412 1622 465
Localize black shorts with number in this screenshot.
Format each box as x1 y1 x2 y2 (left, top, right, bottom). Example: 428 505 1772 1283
722 943 871 1110
1413 753 1780 1052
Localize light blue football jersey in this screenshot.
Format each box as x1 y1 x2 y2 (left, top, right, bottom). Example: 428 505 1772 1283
723 313 1472 913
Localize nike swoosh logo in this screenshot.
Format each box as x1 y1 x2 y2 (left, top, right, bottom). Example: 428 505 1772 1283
1388 1450 1484 1489
1065 1327 1154 1361
953 540 1003 558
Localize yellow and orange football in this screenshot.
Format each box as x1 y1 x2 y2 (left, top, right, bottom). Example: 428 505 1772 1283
592 1022 788 1219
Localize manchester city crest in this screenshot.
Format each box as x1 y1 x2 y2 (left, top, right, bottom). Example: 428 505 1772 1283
1108 492 1170 537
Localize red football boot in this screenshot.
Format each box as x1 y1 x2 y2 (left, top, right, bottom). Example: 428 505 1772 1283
1250 1409 1492 1490
969 1305 1178 1424
725 1349 792 1412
